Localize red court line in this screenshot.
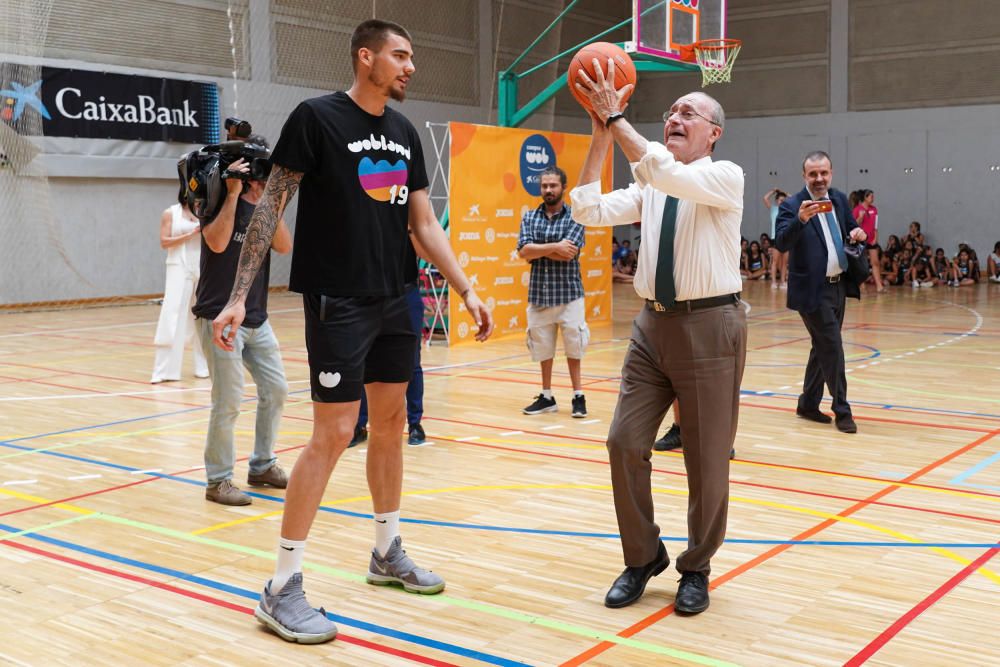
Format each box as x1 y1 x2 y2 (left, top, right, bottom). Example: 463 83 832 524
438 436 1000 527
0 443 307 518
2 540 458 666
557 427 1000 666
426 414 1000 501
844 544 1000 666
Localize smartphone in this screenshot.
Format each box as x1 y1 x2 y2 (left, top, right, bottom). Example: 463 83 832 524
813 200 833 213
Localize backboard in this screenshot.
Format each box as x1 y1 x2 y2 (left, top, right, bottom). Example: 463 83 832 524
627 0 728 63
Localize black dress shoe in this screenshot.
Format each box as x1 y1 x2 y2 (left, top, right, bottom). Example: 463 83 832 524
836 414 858 433
796 407 833 424
674 571 710 614
604 542 669 608
653 424 682 451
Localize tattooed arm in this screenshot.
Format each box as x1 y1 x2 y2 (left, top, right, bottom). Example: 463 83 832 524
211 164 303 350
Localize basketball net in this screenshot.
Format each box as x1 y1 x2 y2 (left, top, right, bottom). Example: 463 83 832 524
681 39 741 87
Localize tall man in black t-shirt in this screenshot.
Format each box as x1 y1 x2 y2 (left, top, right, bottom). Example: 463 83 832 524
212 20 494 644
193 148 293 506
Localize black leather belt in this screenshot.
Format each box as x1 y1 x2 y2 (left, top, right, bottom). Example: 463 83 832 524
825 274 842 284
646 293 740 313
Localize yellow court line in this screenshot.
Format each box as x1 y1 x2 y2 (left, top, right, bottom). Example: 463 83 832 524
191 510 284 535
4 481 1000 594
0 487 96 515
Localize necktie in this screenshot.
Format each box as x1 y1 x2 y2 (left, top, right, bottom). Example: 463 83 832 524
654 195 678 306
821 200 848 271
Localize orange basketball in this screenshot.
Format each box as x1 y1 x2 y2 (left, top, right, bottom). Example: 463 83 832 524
567 42 637 112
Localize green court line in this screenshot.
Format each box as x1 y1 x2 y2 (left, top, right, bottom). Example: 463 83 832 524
95 514 738 665
0 512 99 542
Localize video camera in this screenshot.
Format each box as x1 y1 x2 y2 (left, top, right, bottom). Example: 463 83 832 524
177 117 272 224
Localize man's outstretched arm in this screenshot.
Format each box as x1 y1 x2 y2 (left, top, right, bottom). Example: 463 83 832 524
212 165 303 350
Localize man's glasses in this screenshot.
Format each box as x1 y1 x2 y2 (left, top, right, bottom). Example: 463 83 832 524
662 107 720 126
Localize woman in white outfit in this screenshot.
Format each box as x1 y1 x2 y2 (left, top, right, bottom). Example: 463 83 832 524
151 188 209 383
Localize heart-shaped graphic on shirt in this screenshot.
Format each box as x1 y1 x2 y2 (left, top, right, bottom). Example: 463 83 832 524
318 371 341 388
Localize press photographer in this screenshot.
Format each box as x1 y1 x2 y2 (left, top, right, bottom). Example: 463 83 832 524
178 117 273 224
190 131 294 507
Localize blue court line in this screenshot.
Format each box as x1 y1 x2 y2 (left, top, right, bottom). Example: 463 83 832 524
950 450 1000 486
0 522 528 667
737 390 1000 420
4 405 208 443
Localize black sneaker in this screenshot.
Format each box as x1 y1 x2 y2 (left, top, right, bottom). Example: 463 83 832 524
653 424 681 451
348 425 367 448
407 422 426 446
571 395 587 418
523 394 557 415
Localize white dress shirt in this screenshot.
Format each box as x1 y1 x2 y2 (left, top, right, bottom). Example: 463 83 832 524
808 190 844 278
570 142 744 301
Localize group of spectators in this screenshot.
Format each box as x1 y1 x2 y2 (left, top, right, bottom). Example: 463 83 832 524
746 188 1000 291
611 237 638 282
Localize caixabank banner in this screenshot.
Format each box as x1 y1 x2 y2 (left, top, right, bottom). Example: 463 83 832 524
1 62 220 143
448 122 612 345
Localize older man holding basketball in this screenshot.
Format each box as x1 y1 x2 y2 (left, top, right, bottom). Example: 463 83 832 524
571 59 745 614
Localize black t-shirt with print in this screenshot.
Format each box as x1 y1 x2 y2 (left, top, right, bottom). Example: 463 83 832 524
193 197 271 327
271 91 429 297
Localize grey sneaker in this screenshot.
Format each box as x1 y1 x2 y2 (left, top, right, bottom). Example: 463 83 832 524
366 536 445 594
248 462 288 488
205 479 251 506
254 573 338 644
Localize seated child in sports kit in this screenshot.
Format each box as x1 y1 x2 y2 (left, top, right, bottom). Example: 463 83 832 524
950 248 977 287
932 248 950 283
893 249 912 287
909 257 935 287
989 242 1000 283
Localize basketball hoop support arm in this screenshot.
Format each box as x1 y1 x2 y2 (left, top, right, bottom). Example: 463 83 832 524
497 3 697 128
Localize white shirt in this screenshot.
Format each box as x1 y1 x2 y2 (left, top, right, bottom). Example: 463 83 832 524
569 142 744 301
808 190 843 278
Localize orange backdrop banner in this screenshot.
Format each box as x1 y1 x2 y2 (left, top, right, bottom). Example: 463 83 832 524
447 122 613 345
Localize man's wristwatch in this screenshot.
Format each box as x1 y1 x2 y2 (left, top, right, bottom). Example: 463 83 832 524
605 112 625 128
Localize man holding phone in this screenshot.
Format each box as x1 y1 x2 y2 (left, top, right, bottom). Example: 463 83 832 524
775 151 866 433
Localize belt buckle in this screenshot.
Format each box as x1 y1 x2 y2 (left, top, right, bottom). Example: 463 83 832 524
651 300 666 312
828 274 840 284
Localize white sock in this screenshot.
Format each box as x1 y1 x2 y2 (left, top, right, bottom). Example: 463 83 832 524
541 389 553 399
272 537 306 594
574 390 584 397
374 510 400 557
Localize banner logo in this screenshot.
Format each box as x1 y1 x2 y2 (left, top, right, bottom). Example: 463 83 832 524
519 134 555 196
0 80 49 122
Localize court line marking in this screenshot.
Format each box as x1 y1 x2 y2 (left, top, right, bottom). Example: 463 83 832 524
0 501 739 666
0 533 470 667
845 546 1000 666
4 476 997 666
558 427 1000 666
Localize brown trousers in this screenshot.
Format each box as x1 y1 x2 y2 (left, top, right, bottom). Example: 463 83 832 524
607 301 747 575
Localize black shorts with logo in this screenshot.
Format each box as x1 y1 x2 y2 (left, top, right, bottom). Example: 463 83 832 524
303 293 417 403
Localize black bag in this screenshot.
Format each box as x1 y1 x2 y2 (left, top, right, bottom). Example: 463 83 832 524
843 241 871 285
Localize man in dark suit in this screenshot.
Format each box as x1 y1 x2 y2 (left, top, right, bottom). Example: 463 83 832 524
775 151 867 433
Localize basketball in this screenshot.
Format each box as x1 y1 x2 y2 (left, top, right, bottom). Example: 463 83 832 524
567 42 637 112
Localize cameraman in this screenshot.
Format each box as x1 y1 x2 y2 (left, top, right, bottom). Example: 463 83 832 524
193 134 293 505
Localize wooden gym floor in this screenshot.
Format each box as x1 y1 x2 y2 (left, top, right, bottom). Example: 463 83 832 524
0 280 998 666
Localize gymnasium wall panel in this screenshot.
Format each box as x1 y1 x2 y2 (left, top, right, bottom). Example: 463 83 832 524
850 0 1000 110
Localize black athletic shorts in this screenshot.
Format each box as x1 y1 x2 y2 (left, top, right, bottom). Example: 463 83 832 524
303 293 417 403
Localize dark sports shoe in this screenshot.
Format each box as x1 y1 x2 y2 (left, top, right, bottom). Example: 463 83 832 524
653 424 682 451
348 425 367 448
407 422 426 446
571 395 587 418
254 573 338 644
523 394 557 415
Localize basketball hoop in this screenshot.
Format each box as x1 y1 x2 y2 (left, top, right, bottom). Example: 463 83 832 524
680 38 742 87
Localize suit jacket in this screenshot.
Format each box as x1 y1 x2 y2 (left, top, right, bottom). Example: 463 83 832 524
774 187 860 313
